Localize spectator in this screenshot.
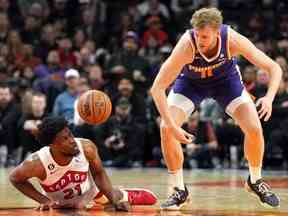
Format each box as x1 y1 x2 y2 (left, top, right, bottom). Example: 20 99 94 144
0 82 21 167
183 111 219 169
255 69 269 97
88 64 105 90
34 24 57 62
7 30 24 68
101 97 145 167
142 16 168 48
52 68 79 124
80 9 105 44
109 13 136 52
242 65 260 97
17 91 46 159
107 31 150 95
264 79 288 167
136 0 170 22
140 16 169 65
77 46 92 72
112 77 146 123
73 28 87 51
15 44 41 71
57 36 78 69
34 50 64 80
20 15 41 46
0 12 9 45
17 0 49 18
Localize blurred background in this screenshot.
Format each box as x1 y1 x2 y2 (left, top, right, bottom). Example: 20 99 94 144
0 0 287 171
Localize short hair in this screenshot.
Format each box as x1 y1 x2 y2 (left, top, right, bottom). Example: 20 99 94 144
0 82 10 90
190 7 223 29
32 91 46 99
37 116 68 146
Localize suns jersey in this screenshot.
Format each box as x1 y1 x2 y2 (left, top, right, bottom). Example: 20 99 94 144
180 24 239 85
36 138 98 208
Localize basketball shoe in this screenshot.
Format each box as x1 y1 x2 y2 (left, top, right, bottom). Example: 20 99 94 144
160 186 189 210
125 188 157 205
245 176 280 208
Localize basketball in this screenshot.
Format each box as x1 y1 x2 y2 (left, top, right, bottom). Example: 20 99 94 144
77 90 112 125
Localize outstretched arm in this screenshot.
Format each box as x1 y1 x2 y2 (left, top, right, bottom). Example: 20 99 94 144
150 32 195 143
229 28 283 121
9 154 53 210
81 139 130 211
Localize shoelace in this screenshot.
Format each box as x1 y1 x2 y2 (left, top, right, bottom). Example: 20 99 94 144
168 188 183 201
257 182 273 196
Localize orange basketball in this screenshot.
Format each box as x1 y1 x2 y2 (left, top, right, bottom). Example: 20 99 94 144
77 90 112 124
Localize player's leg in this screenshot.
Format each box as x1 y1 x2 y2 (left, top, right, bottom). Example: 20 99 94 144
93 188 157 206
160 90 195 210
228 100 280 208
229 100 264 180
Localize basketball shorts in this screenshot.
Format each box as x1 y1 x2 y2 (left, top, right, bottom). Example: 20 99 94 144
167 73 254 117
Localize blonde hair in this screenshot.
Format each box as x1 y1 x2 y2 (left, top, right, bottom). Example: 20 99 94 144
190 7 223 29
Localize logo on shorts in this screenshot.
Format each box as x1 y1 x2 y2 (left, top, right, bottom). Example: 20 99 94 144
48 163 55 171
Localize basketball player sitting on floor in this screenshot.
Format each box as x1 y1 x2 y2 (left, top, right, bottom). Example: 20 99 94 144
9 116 157 211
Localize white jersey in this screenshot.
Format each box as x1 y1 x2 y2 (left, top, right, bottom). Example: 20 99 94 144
36 138 98 208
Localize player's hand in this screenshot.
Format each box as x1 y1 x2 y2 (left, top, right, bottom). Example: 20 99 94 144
256 96 273 121
172 125 195 144
113 201 131 212
35 200 59 211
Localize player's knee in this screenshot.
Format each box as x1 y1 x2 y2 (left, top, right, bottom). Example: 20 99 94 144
160 120 172 137
245 123 263 138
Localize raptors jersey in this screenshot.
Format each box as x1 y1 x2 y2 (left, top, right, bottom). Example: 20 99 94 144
36 138 98 208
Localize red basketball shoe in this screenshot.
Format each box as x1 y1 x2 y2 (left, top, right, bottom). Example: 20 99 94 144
124 188 157 205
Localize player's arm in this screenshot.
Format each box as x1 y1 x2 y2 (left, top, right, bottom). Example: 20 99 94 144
150 32 194 143
229 29 282 101
81 139 129 211
229 28 282 121
9 153 51 206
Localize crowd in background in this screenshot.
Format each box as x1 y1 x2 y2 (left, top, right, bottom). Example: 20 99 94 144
0 0 288 169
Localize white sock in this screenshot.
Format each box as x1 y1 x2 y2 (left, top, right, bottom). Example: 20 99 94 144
119 189 128 202
168 169 185 195
249 166 262 183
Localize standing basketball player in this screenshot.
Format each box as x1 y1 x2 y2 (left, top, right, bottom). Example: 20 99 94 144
9 116 157 211
151 8 282 209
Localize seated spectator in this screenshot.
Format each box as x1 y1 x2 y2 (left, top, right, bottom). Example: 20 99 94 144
107 31 150 95
17 91 47 160
0 12 10 45
57 36 78 69
7 30 24 71
141 16 168 49
34 24 57 62
183 111 219 169
34 50 65 80
112 77 146 123
88 64 105 90
136 0 170 22
139 16 169 66
264 79 288 167
15 44 41 71
76 46 92 72
20 15 41 46
101 97 145 167
0 82 21 167
17 0 49 18
144 95 161 167
255 69 269 97
80 9 106 44
53 68 79 124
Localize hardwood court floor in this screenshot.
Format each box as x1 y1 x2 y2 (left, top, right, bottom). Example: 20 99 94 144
0 168 287 216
